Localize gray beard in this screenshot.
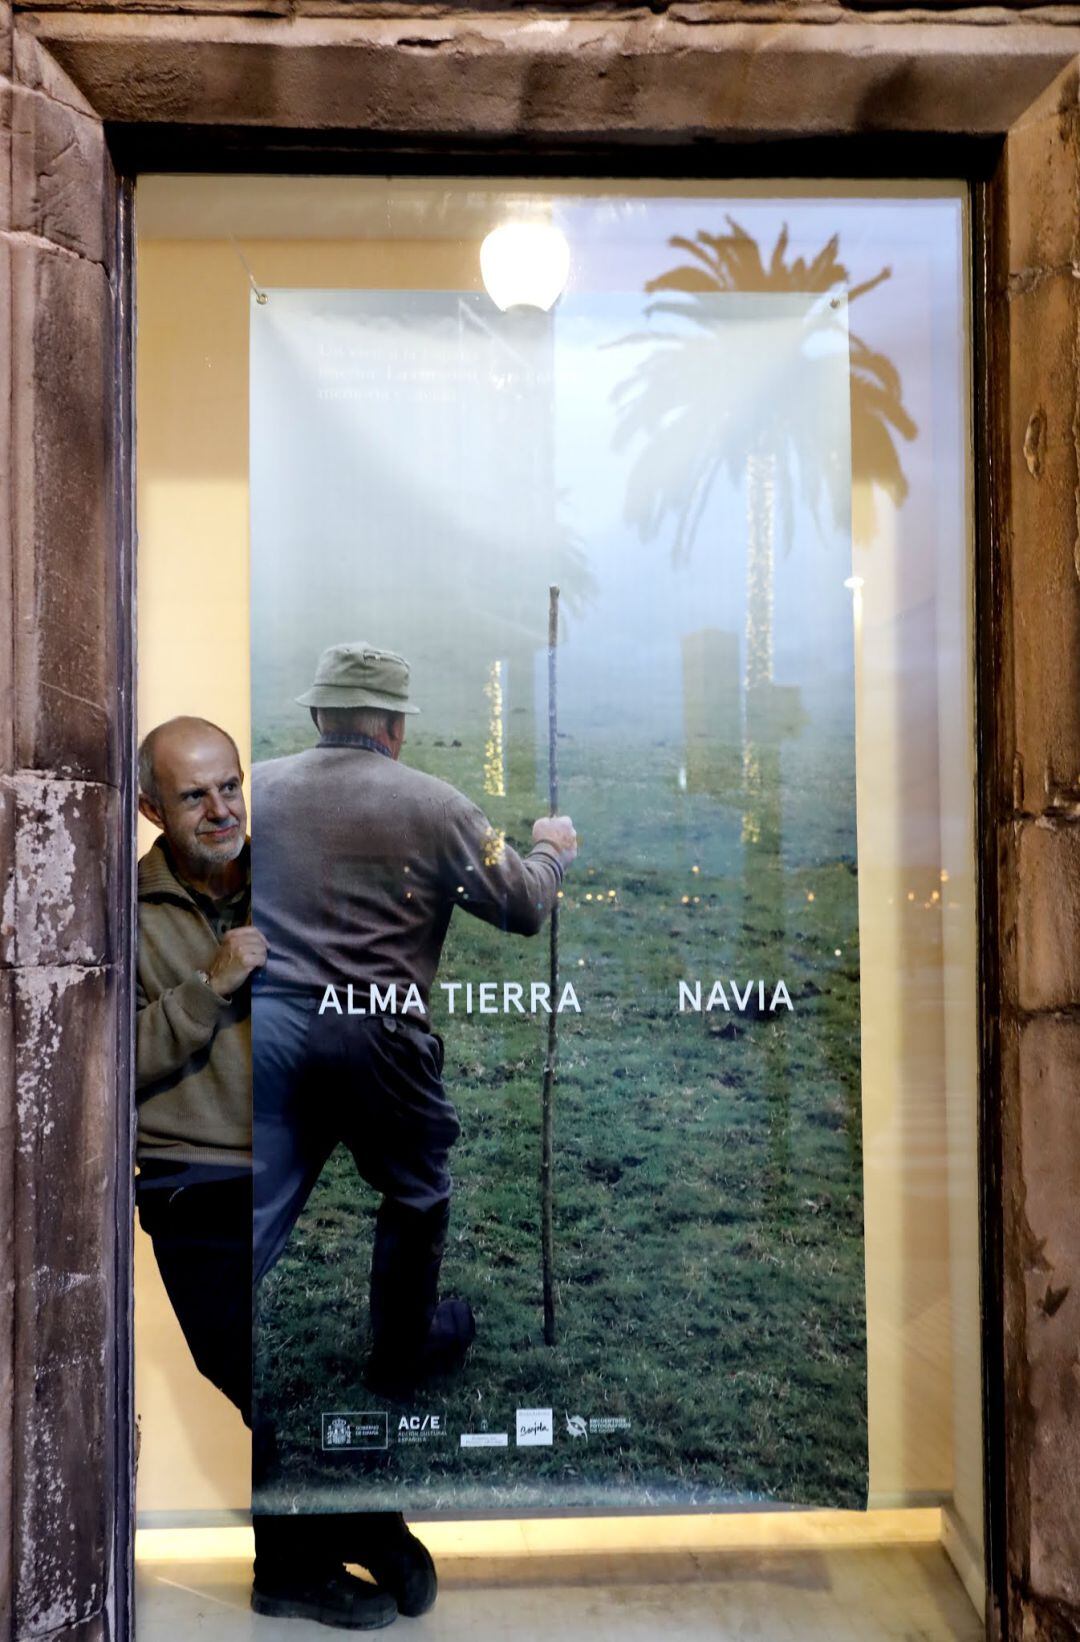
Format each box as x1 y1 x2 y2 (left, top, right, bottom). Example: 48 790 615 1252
188 830 245 869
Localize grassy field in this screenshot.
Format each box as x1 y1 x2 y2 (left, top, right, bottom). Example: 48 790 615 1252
252 712 866 1515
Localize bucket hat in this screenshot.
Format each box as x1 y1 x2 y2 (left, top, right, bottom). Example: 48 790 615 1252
296 642 421 714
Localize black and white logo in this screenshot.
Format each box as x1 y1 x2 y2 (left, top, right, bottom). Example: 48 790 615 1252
562 1411 632 1439
516 1408 554 1447
321 1412 388 1451
396 1412 446 1446
588 1416 631 1436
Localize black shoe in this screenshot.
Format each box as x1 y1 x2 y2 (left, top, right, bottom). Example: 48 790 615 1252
365 1298 476 1398
251 1569 398 1629
357 1527 437 1619
424 1297 476 1371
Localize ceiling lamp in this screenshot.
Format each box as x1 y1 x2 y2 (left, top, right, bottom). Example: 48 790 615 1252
480 221 571 313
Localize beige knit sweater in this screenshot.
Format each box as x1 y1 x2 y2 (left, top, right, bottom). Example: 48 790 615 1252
251 741 563 1012
135 838 252 1165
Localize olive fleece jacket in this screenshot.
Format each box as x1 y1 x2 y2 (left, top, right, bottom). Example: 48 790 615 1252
136 837 252 1165
252 741 564 1012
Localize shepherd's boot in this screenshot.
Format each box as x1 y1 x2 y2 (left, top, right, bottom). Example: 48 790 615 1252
365 1200 475 1396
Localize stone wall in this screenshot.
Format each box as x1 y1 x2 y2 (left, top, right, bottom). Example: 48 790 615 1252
995 63 1080 1642
16 6 1080 142
0 12 130 1642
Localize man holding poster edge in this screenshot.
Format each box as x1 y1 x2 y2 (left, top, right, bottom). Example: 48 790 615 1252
251 641 578 1403
135 715 424 1631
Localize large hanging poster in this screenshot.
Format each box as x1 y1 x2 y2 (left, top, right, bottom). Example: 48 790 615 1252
250 268 866 1514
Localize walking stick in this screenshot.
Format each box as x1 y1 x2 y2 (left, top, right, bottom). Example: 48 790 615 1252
540 585 560 1346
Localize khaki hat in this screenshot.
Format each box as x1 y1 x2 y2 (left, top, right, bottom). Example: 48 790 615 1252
296 642 421 714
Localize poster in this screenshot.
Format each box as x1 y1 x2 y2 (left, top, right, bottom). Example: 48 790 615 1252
250 276 866 1513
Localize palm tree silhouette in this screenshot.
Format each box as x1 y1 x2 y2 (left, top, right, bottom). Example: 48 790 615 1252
612 216 915 838
615 220 913 559
613 218 915 1196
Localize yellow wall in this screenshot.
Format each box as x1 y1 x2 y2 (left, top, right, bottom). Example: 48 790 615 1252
135 205 981 1589
136 234 495 1514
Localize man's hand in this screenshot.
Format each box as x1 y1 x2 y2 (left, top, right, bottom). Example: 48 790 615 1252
205 927 268 998
532 815 578 867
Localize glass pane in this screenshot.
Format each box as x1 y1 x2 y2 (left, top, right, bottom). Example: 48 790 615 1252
134 173 978 1591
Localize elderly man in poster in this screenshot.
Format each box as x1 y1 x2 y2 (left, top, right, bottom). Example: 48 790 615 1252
252 641 578 1395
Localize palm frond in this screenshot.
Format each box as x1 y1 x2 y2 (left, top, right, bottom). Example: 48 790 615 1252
645 267 725 295
610 218 916 566
768 224 792 284
803 234 845 290
847 266 891 304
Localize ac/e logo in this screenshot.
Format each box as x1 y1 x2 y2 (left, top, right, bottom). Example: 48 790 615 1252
399 1414 442 1433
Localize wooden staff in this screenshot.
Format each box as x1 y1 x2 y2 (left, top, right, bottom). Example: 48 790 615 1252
541 585 560 1346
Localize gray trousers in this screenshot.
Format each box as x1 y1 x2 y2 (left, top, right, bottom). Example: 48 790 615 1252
252 994 460 1285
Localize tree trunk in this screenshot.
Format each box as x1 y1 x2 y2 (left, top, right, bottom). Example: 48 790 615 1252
743 450 791 1205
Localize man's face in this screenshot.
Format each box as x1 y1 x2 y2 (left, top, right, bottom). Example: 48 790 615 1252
139 725 247 876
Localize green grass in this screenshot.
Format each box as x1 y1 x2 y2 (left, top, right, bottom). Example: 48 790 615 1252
253 719 866 1514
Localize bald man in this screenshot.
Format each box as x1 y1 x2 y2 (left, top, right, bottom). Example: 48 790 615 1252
136 717 432 1631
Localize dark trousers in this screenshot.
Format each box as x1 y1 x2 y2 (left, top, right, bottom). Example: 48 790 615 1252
252 997 460 1285
137 1162 406 1581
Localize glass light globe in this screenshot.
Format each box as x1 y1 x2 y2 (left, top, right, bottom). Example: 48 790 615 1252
480 222 571 313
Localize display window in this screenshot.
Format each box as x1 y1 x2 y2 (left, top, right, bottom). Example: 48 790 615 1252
134 173 979 1606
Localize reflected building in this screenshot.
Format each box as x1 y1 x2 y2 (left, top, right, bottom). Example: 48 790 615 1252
453 300 559 800
681 627 741 800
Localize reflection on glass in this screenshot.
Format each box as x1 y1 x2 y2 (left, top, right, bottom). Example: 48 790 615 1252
483 657 507 798
608 220 917 1212
132 173 978 1552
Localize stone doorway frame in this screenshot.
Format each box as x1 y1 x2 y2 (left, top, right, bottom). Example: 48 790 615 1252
3 13 1080 1642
